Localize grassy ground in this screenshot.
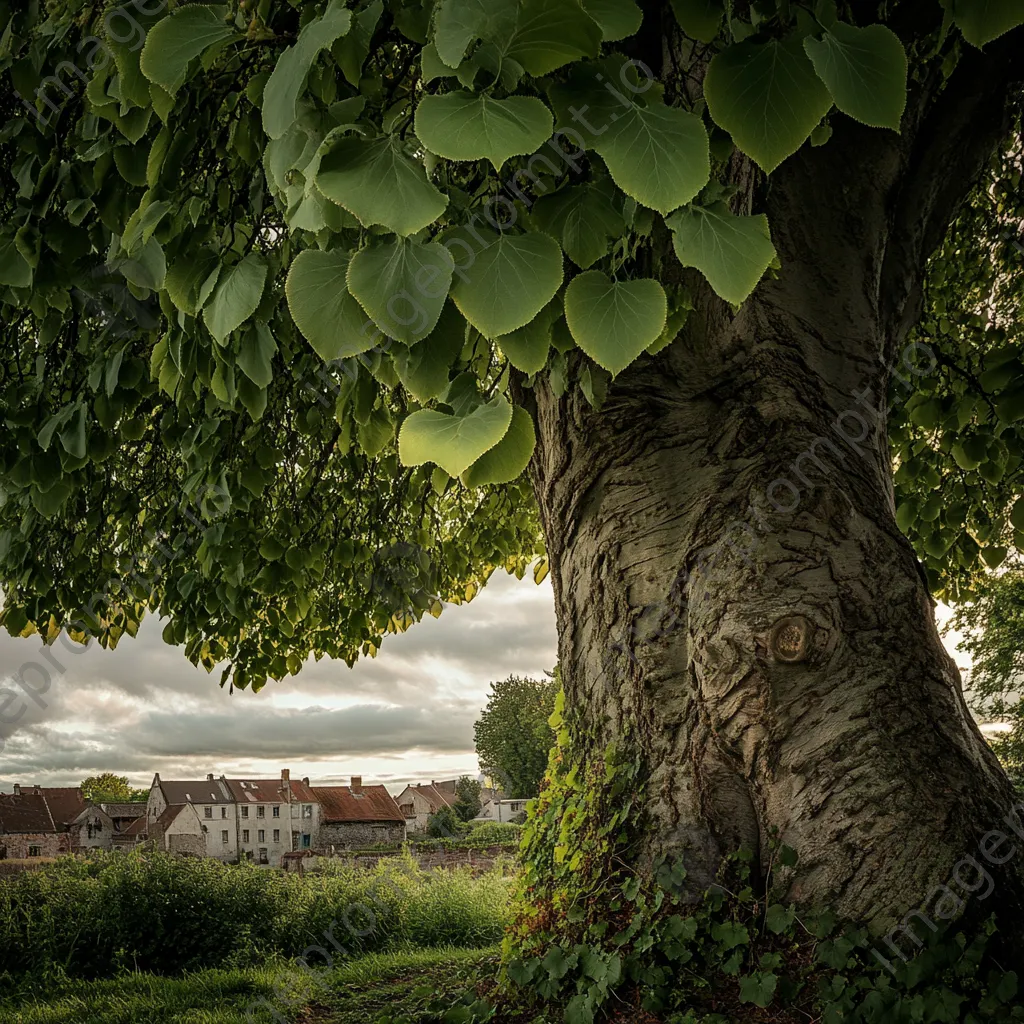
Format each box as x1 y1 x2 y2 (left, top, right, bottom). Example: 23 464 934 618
0 947 501 1024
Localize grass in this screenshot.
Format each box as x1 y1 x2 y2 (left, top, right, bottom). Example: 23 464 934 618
0 946 501 1024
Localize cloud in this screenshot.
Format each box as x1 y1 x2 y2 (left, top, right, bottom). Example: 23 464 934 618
0 570 557 790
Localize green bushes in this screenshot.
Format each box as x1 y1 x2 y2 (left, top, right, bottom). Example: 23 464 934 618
0 851 511 982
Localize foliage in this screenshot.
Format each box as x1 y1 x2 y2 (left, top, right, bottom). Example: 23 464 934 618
79 774 146 804
426 804 461 838
454 775 483 821
0 851 510 980
0 0 1018 690
474 674 559 798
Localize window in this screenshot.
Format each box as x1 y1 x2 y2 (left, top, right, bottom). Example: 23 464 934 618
204 807 212 819
258 829 265 843
241 806 249 818
221 807 227 818
302 805 312 819
272 829 280 843
242 829 250 843
302 834 311 849
257 806 265 818
259 848 268 864
272 806 280 818
221 830 229 845
28 846 41 857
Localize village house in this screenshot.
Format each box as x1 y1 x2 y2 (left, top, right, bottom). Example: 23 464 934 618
474 797 530 823
225 770 319 865
147 773 239 861
313 777 406 849
100 802 146 843
395 781 459 835
0 787 69 859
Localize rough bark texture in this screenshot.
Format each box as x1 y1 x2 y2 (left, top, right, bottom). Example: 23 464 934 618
525 9 1024 941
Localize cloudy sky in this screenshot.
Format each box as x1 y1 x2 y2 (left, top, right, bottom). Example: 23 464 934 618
0 571 558 794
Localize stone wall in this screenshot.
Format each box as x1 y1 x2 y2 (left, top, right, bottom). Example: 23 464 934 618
0 833 70 859
338 843 514 875
167 833 206 857
319 820 406 850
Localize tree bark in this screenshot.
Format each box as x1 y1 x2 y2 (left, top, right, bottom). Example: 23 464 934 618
526 101 1024 944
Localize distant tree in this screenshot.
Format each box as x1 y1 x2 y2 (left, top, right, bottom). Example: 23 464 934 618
426 804 460 839
453 776 482 821
474 674 559 799
80 773 136 804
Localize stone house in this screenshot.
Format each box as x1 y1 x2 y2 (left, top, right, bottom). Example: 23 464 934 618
0 784 114 855
147 773 239 861
314 777 406 849
69 803 114 850
395 781 458 835
225 771 319 866
100 802 146 840
0 787 70 858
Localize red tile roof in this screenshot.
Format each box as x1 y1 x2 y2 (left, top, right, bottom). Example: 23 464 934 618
402 783 458 814
313 785 405 823
37 787 87 826
0 792 56 833
225 778 318 804
121 815 149 838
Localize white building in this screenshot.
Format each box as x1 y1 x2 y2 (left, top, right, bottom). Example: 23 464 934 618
147 774 239 861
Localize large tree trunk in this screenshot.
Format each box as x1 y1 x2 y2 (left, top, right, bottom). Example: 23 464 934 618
525 100 1024 944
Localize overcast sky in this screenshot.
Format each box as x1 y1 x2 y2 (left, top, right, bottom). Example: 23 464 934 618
0 571 558 794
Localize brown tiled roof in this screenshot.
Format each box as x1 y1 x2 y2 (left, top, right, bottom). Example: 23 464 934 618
313 785 405 823
100 803 146 819
156 804 189 830
158 778 234 804
403 783 458 814
0 793 56 833
121 815 149 838
29 787 86 826
225 778 317 804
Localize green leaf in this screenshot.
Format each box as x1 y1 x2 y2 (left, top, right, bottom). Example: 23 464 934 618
803 23 907 131
666 202 776 305
286 248 377 361
317 135 448 236
503 0 603 76
462 405 536 486
592 103 709 214
203 254 267 345
669 0 723 42
533 178 625 269
764 903 796 935
334 0 383 85
237 322 277 388
347 238 454 344
262 0 352 139
392 302 467 402
433 0 516 67
496 299 560 374
165 249 220 317
139 5 236 95
739 973 778 1008
581 0 644 41
31 480 73 519
450 230 563 338
0 236 32 287
705 37 833 173
415 92 554 171
399 394 513 477
564 272 667 376
953 0 1024 47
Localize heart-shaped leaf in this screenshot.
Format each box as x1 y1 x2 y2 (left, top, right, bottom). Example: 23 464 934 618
564 271 667 375
461 405 537 486
203 254 267 344
140 5 236 95
399 395 513 477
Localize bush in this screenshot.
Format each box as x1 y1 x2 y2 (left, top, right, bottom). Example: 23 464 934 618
0 850 511 981
425 805 461 838
463 822 521 847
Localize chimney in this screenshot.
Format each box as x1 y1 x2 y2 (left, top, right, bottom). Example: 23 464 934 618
13 784 20 795
351 776 362 793
302 777 310 787
207 773 214 781
32 785 40 795
281 769 290 782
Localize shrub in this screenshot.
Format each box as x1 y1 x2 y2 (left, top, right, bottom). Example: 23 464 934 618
426 805 461 838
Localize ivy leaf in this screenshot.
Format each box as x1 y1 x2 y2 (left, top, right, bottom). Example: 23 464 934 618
564 271 667 376
764 903 797 935
592 103 709 214
399 394 513 476
666 203 776 305
203 254 267 345
803 23 908 131
669 0 723 42
317 135 448 236
262 0 353 139
739 973 778 1008
705 37 833 173
533 178 625 269
139 5 236 95
347 238 454 344
461 405 537 486
450 230 564 338
953 0 1024 47
415 92 554 171
581 0 644 41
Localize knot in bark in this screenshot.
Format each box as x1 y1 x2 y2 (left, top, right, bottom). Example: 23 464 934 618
769 615 814 663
